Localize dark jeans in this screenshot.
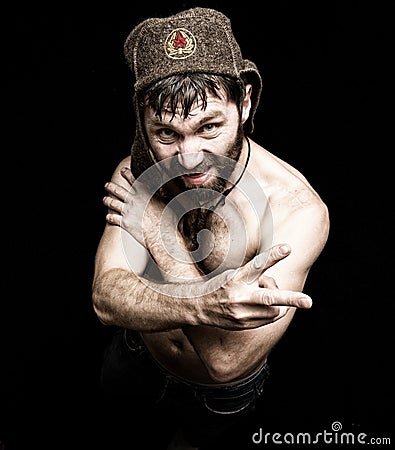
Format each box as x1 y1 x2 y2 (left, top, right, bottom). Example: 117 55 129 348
100 328 270 447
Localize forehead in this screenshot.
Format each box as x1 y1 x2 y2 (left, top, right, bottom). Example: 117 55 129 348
145 87 234 123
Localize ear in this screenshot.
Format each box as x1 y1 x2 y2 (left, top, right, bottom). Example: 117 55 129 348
241 84 253 124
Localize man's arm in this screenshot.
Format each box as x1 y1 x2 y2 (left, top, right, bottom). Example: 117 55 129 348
93 158 203 330
93 222 309 331
182 200 330 372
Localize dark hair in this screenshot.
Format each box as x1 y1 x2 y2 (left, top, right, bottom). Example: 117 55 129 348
140 73 246 122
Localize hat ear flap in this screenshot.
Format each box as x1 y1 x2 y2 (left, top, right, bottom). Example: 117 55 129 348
130 94 154 179
240 60 262 134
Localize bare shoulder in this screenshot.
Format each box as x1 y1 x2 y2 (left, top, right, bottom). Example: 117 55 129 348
251 140 330 267
289 195 330 253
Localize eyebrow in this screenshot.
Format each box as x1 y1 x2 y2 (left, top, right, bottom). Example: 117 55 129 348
147 110 226 127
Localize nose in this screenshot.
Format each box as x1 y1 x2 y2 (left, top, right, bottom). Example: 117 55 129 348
178 152 204 170
177 140 204 170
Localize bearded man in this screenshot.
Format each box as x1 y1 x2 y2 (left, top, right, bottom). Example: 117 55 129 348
92 7 329 449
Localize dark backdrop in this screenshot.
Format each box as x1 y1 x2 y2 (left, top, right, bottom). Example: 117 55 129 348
2 1 393 449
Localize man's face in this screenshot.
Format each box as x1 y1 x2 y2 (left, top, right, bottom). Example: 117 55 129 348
143 88 245 194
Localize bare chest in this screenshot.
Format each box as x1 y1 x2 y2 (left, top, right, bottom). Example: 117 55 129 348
179 203 260 275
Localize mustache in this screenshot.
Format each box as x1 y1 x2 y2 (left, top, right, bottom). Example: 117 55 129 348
169 152 236 176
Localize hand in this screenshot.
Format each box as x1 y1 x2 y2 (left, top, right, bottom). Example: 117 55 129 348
103 167 177 247
200 243 312 330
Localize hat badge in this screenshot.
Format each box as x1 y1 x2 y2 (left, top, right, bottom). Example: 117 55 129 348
164 28 196 59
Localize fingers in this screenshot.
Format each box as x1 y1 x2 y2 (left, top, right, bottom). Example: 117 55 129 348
253 244 291 271
106 213 122 226
103 175 137 214
103 195 124 213
252 288 312 309
120 166 135 184
104 182 133 202
102 169 149 230
232 244 291 284
103 179 132 223
103 195 123 225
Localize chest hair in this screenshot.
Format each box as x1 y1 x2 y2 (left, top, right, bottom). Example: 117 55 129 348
180 208 228 273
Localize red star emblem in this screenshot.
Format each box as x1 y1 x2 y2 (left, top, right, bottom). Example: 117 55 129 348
172 31 187 50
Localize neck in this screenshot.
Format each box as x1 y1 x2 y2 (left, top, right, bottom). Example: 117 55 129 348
223 137 251 193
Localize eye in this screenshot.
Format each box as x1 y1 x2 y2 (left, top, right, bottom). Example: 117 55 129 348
198 122 221 138
157 128 177 143
201 123 216 132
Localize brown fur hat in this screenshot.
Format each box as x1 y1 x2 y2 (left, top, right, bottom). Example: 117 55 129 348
124 7 262 179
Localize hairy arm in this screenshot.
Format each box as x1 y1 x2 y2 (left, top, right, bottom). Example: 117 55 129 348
93 158 204 330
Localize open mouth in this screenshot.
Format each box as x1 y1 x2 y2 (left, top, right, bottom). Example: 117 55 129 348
181 171 212 185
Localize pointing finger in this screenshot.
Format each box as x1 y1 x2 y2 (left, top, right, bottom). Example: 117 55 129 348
252 288 312 308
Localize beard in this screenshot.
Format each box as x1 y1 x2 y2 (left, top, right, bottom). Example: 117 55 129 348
168 123 245 203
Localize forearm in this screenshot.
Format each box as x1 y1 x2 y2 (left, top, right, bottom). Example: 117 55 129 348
92 267 211 331
144 214 203 280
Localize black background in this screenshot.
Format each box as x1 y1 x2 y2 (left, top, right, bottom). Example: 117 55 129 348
2 1 393 449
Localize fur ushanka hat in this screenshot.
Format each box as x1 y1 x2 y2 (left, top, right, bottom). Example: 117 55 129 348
124 7 262 179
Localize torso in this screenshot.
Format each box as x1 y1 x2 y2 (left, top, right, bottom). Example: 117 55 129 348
141 140 323 383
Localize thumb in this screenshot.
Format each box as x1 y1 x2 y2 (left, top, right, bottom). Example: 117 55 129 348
120 166 135 185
